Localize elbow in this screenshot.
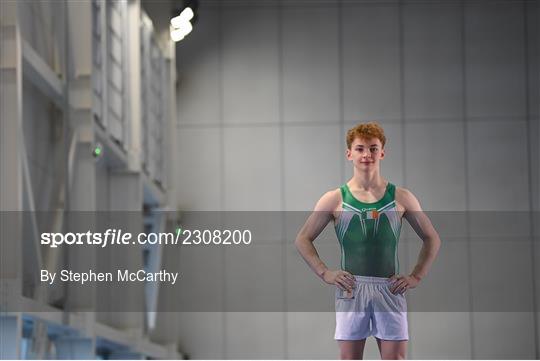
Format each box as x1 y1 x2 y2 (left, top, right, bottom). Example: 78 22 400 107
294 237 303 250
294 235 309 251
428 235 442 254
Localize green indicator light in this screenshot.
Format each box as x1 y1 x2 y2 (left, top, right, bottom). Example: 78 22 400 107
94 147 102 156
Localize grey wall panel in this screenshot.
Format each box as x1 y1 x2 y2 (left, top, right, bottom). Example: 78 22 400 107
222 7 279 125
224 243 284 311
403 2 463 121
173 1 539 358
465 2 526 119
472 312 536 359
405 122 467 211
177 8 221 125
223 126 281 211
406 240 472 359
471 241 534 312
282 6 340 124
471 240 535 358
177 312 225 359
467 121 529 210
283 125 341 211
225 313 285 359
287 312 339 359
407 239 470 311
409 312 472 359
176 128 221 211
175 232 225 357
342 3 401 122
286 242 340 309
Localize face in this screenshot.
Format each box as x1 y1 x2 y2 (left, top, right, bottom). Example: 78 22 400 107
346 137 385 168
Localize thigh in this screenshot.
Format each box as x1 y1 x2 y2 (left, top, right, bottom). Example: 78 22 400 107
375 338 407 360
338 339 367 360
371 283 408 341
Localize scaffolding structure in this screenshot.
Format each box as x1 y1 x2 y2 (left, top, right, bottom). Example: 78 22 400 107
0 0 180 358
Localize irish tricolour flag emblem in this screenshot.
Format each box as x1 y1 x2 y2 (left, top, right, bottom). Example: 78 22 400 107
361 209 378 220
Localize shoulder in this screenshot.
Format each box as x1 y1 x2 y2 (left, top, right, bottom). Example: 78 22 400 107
395 186 422 212
313 188 342 212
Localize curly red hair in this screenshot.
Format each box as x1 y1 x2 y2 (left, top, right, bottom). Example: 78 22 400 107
346 122 386 149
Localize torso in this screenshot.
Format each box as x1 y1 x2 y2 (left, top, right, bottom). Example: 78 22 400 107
331 180 405 277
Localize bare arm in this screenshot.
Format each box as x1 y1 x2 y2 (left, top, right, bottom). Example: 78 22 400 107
294 190 355 291
399 188 441 282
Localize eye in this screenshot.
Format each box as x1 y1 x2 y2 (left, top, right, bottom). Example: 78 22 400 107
370 147 378 153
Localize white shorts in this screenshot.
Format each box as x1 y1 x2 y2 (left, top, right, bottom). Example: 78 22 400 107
334 275 408 341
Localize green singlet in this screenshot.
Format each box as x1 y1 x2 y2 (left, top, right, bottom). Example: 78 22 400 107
334 182 402 277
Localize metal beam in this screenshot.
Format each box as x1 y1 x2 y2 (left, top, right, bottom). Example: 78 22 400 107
21 39 65 110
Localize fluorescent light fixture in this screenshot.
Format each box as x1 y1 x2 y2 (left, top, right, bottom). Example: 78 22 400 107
170 7 194 29
170 21 193 42
170 27 185 42
179 21 193 36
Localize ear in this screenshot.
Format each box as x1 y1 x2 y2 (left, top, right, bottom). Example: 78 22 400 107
346 148 352 160
380 148 385 159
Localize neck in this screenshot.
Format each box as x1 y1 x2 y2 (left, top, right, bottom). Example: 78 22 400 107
349 167 385 190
